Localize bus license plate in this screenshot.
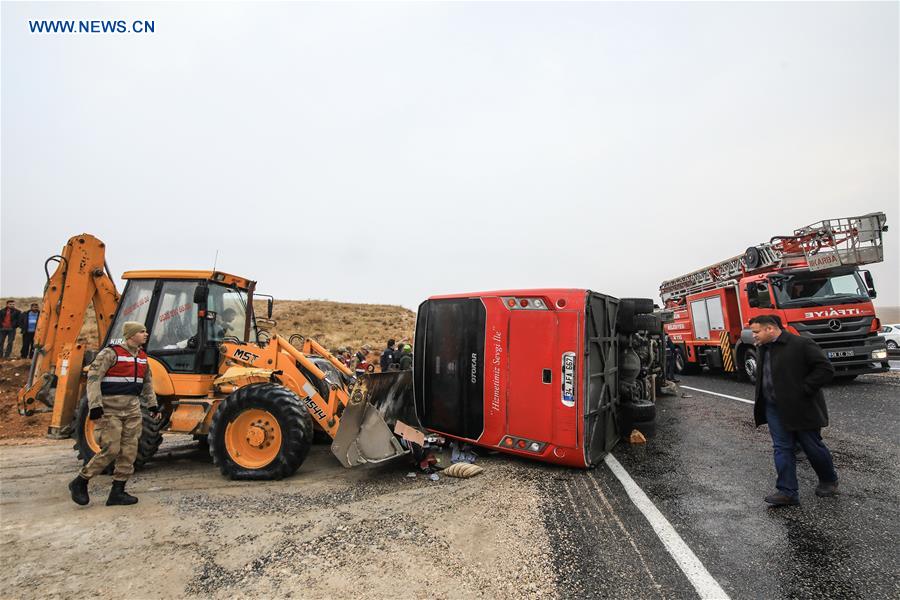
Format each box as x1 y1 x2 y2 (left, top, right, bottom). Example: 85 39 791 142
827 350 854 359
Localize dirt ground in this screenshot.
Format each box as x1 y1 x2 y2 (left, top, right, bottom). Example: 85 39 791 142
0 436 556 600
0 359 50 441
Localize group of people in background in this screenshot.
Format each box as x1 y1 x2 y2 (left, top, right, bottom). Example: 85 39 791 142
0 300 40 359
331 338 413 374
380 339 413 372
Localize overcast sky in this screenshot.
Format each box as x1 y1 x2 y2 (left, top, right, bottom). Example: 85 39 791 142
2 1 898 310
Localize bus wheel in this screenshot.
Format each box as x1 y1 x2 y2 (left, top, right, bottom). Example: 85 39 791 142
741 347 758 384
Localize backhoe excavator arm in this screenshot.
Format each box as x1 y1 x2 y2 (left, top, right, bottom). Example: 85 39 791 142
18 234 120 437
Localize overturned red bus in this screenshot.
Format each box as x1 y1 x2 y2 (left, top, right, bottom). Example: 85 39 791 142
412 289 662 468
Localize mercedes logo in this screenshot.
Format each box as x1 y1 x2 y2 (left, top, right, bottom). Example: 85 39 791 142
828 319 842 332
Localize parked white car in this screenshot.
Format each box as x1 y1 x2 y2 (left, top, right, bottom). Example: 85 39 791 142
880 324 900 350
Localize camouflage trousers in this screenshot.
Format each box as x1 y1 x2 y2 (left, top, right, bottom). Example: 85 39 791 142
80 413 143 482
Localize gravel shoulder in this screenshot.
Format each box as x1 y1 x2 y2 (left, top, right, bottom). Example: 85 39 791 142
0 436 556 599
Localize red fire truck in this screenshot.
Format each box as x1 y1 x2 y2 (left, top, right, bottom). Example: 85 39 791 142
659 213 890 383
412 289 663 468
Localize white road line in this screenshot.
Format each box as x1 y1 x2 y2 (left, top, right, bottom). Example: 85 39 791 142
680 385 754 405
604 454 731 600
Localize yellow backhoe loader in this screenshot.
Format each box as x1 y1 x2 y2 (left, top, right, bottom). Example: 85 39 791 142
18 234 407 479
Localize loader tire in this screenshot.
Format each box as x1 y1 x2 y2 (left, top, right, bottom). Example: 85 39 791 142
209 383 313 480
73 395 164 472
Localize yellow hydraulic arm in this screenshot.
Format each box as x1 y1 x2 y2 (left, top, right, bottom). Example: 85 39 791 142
18 234 120 437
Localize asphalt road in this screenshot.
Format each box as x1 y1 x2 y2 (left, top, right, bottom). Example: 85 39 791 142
2 372 897 599
543 371 899 599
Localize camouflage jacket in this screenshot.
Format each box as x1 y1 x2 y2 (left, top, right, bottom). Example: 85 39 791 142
87 345 158 416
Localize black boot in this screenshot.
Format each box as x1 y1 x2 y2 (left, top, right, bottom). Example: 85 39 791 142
106 480 138 506
68 475 90 506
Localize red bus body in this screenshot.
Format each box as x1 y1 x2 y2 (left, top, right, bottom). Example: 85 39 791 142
413 289 621 468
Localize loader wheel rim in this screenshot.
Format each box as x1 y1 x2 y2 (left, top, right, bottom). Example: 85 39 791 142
224 409 282 469
84 418 101 454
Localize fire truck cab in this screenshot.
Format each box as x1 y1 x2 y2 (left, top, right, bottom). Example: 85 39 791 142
662 213 890 382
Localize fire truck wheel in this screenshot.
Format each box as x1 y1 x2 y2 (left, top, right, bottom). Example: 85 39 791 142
73 395 164 473
209 383 313 480
741 347 759 384
673 347 699 375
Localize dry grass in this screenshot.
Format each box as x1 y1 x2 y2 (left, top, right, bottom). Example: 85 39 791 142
2 296 413 358
259 299 415 352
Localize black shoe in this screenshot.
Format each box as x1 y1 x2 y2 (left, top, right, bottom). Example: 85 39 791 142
68 475 90 505
815 480 839 498
764 492 799 506
106 480 138 506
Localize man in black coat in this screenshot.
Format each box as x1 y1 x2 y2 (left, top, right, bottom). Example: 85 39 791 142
750 315 838 506
380 339 396 373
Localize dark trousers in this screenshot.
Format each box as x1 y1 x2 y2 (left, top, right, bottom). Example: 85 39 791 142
0 329 15 358
665 349 675 380
21 332 35 358
766 398 837 499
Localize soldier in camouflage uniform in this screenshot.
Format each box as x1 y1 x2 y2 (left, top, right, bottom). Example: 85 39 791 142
68 321 161 506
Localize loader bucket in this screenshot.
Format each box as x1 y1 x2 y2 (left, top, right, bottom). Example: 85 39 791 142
330 375 413 468
359 371 420 429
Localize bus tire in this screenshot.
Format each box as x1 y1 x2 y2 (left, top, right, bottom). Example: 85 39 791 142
633 314 663 334
621 298 655 315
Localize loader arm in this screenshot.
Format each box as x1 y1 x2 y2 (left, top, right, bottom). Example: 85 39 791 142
218 335 407 467
18 234 120 437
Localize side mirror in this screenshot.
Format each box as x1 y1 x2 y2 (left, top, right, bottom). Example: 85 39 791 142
746 283 759 308
746 282 771 308
862 270 877 298
193 284 209 305
267 298 273 319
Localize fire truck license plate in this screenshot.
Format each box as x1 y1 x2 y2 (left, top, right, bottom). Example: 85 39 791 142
827 350 854 359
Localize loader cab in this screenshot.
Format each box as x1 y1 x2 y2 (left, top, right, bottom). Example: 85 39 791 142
105 270 258 374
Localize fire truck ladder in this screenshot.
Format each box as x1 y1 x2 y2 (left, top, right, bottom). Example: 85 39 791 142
659 254 748 304
774 212 887 272
659 212 887 304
